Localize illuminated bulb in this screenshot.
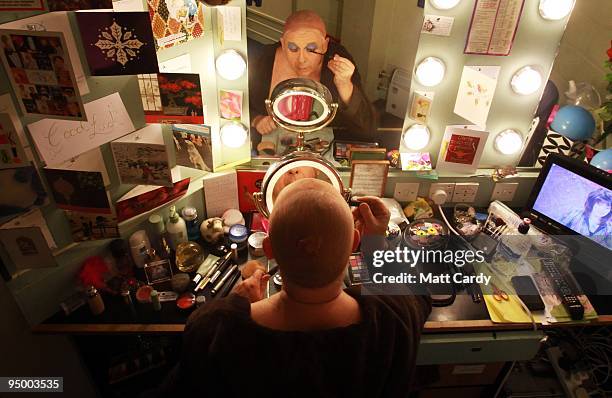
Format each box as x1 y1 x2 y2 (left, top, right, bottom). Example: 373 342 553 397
415 57 445 87
220 122 248 148
215 50 246 81
429 0 461 10
539 0 574 20
402 124 430 150
511 66 542 95
495 129 523 155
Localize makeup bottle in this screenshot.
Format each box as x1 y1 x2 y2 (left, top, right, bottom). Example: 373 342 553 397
148 214 171 259
167 206 187 250
109 239 134 276
129 230 152 268
86 286 105 316
181 207 200 241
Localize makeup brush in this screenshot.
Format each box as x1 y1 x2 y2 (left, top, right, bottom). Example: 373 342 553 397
307 48 332 59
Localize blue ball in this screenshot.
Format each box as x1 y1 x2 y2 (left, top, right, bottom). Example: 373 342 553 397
550 105 596 141
591 149 612 172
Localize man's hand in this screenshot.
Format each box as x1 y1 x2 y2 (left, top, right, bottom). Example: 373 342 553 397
327 55 355 105
233 269 270 303
253 115 277 135
352 196 390 237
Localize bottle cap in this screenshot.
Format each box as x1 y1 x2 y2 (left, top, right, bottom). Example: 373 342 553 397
181 207 197 221
148 214 166 234
229 224 248 243
169 206 179 223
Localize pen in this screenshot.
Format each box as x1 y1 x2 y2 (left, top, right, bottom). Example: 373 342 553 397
211 265 238 296
209 256 233 286
195 251 232 292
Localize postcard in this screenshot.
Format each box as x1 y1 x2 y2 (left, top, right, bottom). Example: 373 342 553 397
49 148 110 186
0 208 56 249
144 73 203 124
436 126 489 173
219 89 242 120
0 29 86 121
76 11 159 76
147 0 204 51
217 6 242 43
48 0 112 11
203 171 239 218
27 93 135 165
0 113 27 169
236 169 266 213
453 66 500 129
112 142 172 187
0 0 44 10
43 168 111 213
0 165 48 219
0 12 89 94
65 210 120 241
0 227 57 270
421 14 454 36
409 91 434 124
401 152 432 171
173 124 212 172
115 177 190 221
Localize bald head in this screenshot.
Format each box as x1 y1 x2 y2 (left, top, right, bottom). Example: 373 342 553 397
283 10 327 37
269 179 354 288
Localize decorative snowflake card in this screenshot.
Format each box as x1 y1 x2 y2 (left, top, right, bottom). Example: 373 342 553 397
76 11 158 76
453 66 500 129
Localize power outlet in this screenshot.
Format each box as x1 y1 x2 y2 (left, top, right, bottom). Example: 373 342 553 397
491 183 519 202
452 183 479 203
429 183 455 202
393 182 420 202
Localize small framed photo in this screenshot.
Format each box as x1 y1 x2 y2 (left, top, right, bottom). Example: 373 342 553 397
349 160 389 197
144 259 173 285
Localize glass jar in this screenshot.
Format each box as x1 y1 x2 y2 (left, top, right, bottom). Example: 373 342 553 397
175 241 205 273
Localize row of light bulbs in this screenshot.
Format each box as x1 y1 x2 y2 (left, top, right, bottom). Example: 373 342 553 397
415 57 543 96
215 49 249 148
403 124 524 155
429 0 575 21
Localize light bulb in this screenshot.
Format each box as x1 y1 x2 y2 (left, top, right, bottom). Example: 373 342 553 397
402 124 430 150
495 129 523 155
215 50 246 81
415 57 445 87
430 0 461 10
539 0 574 20
511 66 542 95
220 122 248 148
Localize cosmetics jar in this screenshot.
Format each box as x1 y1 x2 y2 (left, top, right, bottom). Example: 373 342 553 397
402 218 448 251
175 241 205 273
171 273 191 293
229 224 249 264
248 232 267 257
177 293 196 311
136 285 153 304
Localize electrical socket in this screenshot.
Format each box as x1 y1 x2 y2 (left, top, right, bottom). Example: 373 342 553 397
491 183 519 202
393 182 420 202
452 183 479 203
429 183 455 201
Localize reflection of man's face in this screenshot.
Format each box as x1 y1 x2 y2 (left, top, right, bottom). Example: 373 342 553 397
283 167 318 184
592 200 611 219
281 28 328 77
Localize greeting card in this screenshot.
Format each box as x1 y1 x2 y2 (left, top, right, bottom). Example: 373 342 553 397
408 92 433 124
0 12 89 94
43 168 111 213
144 73 203 124
436 126 489 173
115 177 190 221
0 113 27 169
111 125 173 187
147 0 204 51
0 165 48 219
0 208 56 249
236 169 265 213
50 148 110 186
173 124 212 171
27 93 135 165
65 210 119 241
453 66 500 129
0 29 86 121
217 6 242 43
76 11 159 76
401 152 432 171
219 89 242 120
0 227 57 270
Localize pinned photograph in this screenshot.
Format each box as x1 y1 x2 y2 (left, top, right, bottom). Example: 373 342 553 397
65 211 120 242
0 29 85 120
76 11 159 76
172 124 212 172
111 142 173 187
0 112 27 169
43 168 111 213
219 89 242 120
144 259 173 284
144 73 203 124
0 165 48 219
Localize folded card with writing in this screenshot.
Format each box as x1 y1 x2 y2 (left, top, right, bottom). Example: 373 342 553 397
0 29 87 121
111 124 173 187
421 14 454 36
0 165 48 219
219 89 242 121
147 0 204 51
0 12 89 94
173 124 212 172
0 226 58 270
0 113 27 169
217 6 242 43
203 171 238 218
115 177 190 221
453 66 500 129
49 148 110 186
76 11 159 76
0 208 56 249
43 168 111 213
27 92 135 165
158 53 192 73
436 125 489 173
144 73 203 124
65 210 119 241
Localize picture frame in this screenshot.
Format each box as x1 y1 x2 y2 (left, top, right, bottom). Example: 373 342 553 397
144 259 173 285
349 148 387 163
349 160 389 197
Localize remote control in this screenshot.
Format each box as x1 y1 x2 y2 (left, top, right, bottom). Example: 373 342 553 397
540 258 584 320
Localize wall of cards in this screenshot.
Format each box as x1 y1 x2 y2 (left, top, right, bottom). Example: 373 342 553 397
0 0 250 324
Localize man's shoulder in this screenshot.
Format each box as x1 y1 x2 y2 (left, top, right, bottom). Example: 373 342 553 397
185 294 251 332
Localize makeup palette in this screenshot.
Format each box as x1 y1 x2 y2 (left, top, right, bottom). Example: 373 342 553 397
348 252 371 285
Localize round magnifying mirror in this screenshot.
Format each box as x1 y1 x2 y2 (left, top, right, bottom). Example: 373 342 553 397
265 78 339 151
253 152 350 218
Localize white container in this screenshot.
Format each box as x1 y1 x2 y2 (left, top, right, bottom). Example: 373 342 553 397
129 230 151 268
167 205 187 250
